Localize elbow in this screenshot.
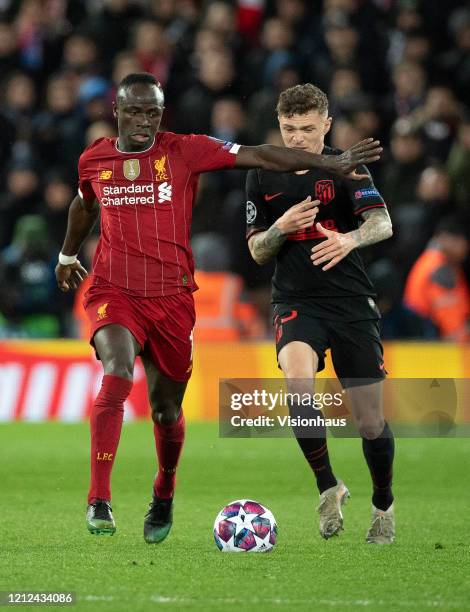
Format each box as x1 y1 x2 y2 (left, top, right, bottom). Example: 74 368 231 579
251 251 268 266
249 246 268 266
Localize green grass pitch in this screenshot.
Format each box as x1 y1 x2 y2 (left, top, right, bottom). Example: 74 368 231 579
1 422 469 611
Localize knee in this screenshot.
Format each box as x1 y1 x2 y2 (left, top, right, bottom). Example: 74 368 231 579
283 359 316 380
358 417 385 440
103 356 134 381
150 395 180 425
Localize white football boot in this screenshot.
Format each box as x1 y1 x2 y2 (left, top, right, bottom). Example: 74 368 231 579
366 503 395 544
316 480 350 539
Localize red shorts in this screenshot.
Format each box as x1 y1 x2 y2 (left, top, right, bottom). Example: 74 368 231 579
83 283 196 382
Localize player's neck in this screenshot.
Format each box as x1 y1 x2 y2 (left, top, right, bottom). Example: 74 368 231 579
116 136 156 154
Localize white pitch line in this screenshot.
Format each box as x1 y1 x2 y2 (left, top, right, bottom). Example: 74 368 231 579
77 595 467 609
147 596 467 609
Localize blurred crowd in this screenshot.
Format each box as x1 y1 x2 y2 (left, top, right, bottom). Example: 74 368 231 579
0 0 469 341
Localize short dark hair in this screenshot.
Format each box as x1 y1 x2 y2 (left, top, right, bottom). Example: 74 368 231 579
116 73 164 105
276 84 329 117
118 72 159 90
117 72 163 93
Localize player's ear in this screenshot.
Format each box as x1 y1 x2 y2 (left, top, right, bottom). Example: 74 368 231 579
112 101 118 119
324 116 332 136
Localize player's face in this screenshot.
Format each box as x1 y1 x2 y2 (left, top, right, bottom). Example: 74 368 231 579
278 110 332 154
113 83 164 152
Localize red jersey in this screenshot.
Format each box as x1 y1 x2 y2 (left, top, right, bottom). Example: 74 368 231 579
78 133 240 297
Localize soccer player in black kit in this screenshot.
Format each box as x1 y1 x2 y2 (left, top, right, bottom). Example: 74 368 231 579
246 84 395 544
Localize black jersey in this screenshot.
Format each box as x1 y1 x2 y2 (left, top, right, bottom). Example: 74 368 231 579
245 146 387 321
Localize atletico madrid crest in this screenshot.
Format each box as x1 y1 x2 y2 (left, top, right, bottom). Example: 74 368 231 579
315 180 335 205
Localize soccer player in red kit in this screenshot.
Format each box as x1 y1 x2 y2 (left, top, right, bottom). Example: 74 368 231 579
55 73 382 543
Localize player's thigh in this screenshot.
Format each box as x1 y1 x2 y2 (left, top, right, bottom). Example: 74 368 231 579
141 353 187 424
328 319 385 387
278 340 318 377
274 307 328 392
83 284 146 379
94 324 141 380
328 319 385 438
278 341 320 397
145 291 195 383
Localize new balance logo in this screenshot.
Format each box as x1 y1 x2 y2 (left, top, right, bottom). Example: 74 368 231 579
158 181 172 204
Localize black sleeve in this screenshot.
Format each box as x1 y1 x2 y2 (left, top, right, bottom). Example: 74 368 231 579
245 169 271 239
344 164 387 216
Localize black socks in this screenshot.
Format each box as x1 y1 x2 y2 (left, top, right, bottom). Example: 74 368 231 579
289 402 337 494
362 422 395 511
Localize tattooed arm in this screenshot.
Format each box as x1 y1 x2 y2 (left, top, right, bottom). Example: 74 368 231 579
248 197 320 265
349 207 393 248
248 225 287 265
310 208 393 271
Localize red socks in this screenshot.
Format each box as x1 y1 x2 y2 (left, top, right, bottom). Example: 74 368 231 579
88 377 184 503
87 374 133 504
153 411 185 499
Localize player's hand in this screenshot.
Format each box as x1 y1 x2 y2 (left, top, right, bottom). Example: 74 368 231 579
55 260 88 292
329 138 382 180
310 223 356 271
274 196 320 235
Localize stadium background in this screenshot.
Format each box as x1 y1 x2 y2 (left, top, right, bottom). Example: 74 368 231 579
0 0 470 422
1 3 470 610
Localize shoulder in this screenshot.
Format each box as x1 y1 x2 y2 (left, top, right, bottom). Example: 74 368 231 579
155 131 199 155
157 131 180 146
246 168 261 181
248 165 280 183
79 137 114 163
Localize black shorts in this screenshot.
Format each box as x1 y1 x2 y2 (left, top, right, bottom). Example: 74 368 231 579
273 305 386 387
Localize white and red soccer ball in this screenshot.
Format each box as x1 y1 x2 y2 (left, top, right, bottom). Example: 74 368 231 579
213 499 277 552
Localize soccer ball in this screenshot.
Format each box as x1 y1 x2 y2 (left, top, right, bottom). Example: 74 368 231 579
213 499 277 552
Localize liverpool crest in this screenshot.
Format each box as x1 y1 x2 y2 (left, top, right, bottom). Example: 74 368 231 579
123 159 140 181
154 155 168 181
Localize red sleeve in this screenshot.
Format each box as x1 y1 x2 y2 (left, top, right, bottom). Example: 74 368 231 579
179 134 239 174
77 148 96 202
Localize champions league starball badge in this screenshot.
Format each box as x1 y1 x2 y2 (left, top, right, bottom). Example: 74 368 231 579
246 200 257 224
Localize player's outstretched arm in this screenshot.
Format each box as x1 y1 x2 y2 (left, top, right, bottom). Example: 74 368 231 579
236 139 382 179
248 197 319 265
311 208 393 271
55 195 100 292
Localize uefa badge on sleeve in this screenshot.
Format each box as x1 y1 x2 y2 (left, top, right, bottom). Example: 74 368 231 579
246 201 257 224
